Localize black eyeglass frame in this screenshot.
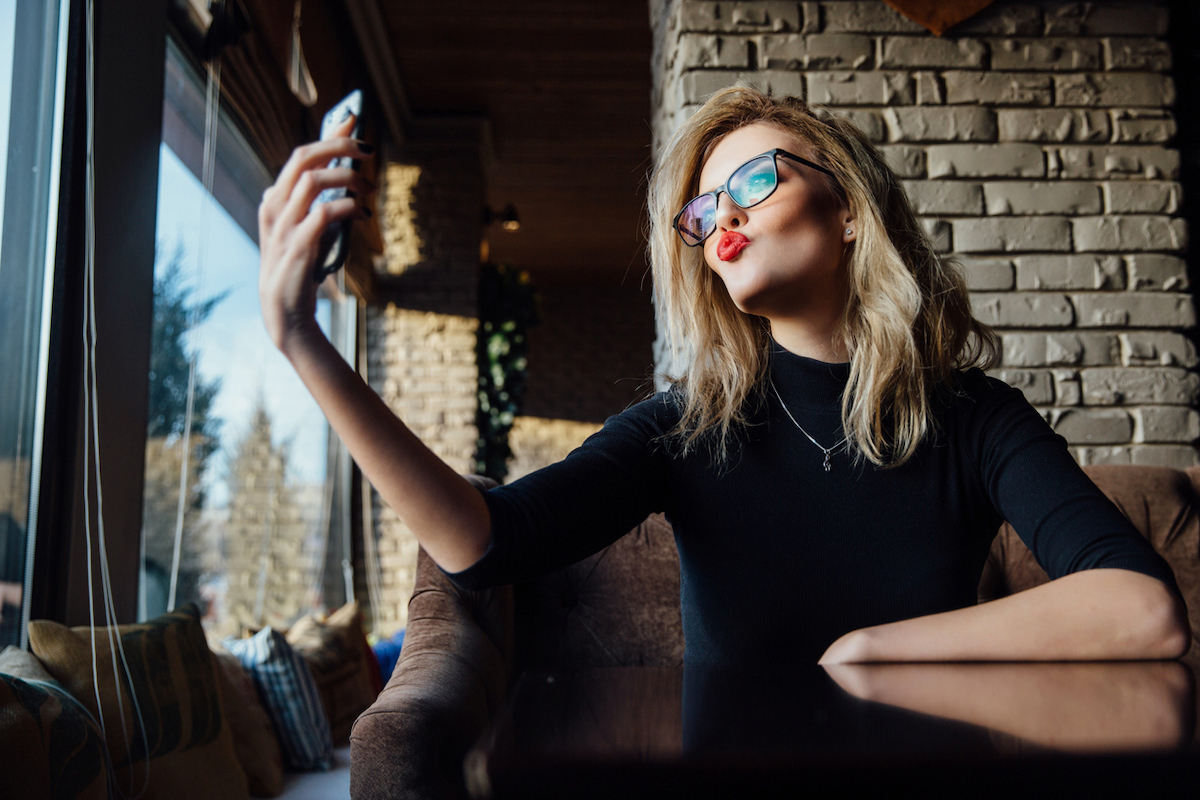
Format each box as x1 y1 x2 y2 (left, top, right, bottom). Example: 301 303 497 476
672 148 840 247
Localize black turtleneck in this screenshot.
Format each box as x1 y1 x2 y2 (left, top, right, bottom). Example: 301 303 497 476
445 343 1180 666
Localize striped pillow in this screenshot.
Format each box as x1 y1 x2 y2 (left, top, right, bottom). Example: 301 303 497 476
28 606 250 799
224 628 333 771
0 649 110 800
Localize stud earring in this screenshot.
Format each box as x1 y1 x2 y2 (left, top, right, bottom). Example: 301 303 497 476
845 228 853 236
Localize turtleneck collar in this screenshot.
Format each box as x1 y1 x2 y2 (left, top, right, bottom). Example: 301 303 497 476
767 338 851 410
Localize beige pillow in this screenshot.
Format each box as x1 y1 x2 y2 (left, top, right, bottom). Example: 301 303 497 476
213 648 285 797
286 601 379 743
28 604 250 800
0 646 109 800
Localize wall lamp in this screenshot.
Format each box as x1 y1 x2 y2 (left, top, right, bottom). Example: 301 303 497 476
483 204 520 232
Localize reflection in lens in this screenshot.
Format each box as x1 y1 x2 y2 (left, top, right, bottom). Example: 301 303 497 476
679 193 716 244
729 156 776 207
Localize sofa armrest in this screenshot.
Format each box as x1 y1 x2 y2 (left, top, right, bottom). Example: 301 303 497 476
350 543 514 800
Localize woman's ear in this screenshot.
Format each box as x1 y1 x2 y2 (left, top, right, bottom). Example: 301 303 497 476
842 214 856 243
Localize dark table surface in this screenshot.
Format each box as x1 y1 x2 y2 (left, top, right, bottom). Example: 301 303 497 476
468 661 1200 799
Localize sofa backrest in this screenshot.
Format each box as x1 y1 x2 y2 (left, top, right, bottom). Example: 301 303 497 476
512 513 684 671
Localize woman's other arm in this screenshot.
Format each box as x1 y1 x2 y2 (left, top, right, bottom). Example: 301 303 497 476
258 117 490 573
823 371 1190 665
819 567 1189 663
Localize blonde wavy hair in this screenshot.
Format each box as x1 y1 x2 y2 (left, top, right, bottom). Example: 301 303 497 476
649 86 1000 468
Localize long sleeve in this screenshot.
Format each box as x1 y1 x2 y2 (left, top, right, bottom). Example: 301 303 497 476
965 369 1181 595
442 392 680 590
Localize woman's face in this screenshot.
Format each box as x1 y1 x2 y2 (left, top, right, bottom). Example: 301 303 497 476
695 122 853 320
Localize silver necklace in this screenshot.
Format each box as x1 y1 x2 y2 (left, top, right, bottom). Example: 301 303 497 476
770 380 847 473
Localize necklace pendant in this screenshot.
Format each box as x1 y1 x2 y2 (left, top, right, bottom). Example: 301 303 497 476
823 453 832 472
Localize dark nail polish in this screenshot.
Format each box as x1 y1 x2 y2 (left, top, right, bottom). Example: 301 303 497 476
357 142 375 155
363 207 373 217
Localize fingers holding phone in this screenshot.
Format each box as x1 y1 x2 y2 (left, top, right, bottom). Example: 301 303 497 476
313 89 368 281
258 92 373 354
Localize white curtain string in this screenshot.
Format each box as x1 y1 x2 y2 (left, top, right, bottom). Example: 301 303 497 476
83 0 149 795
167 52 221 612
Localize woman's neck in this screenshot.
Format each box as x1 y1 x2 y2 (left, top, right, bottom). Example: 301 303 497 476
769 317 849 364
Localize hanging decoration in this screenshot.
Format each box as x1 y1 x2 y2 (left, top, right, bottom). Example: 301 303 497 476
881 0 996 36
288 0 319 107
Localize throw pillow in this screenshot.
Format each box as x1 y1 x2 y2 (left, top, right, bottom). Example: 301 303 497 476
212 648 285 797
27 604 250 800
0 646 109 800
224 626 333 771
371 627 406 685
286 601 380 743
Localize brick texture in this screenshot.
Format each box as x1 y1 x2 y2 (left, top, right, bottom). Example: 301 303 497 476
648 0 1194 463
361 139 485 633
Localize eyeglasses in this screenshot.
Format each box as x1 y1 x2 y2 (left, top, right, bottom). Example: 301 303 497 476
672 148 839 247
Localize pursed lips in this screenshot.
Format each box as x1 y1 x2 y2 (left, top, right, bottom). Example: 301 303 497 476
717 231 750 262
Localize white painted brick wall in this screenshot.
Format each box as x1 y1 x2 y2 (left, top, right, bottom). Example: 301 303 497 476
997 109 1110 142
885 106 996 142
1013 255 1124 290
651 0 1195 464
984 181 1102 215
878 36 987 69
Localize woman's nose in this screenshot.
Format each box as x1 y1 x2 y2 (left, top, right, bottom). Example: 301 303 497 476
714 191 746 232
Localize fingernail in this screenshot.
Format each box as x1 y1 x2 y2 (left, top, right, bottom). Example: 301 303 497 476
357 142 375 155
336 106 354 123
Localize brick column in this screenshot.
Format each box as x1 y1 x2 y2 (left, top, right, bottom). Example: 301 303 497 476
650 0 1195 467
364 121 486 634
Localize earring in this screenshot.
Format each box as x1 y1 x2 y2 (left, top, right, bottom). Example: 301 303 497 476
845 228 853 236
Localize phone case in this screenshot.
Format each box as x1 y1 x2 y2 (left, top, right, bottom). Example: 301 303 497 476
312 89 365 280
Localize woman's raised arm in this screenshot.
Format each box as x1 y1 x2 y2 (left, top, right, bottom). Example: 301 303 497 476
257 116 491 574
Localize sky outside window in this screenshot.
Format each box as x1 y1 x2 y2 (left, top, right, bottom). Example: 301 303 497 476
154 141 330 507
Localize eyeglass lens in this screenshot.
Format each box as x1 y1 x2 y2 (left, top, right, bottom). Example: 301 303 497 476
677 154 778 244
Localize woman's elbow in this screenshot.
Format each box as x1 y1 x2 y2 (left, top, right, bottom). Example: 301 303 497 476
1144 581 1191 660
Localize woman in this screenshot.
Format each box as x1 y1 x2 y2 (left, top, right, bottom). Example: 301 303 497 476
258 87 1189 666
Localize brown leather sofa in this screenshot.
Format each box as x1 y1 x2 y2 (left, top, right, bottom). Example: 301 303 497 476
349 465 1200 800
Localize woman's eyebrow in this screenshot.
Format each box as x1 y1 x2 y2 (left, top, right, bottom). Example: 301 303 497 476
697 158 744 195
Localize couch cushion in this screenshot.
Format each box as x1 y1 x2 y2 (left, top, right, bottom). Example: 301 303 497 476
514 512 684 670
980 464 1200 658
225 627 333 771
212 648 285 797
28 604 250 800
0 646 109 800
286 601 380 744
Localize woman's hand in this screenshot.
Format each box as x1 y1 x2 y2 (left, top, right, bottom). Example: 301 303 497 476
818 628 874 664
257 114 374 355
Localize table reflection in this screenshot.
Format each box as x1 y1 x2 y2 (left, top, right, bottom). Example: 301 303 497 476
503 661 1195 759
822 661 1195 754
683 661 1194 757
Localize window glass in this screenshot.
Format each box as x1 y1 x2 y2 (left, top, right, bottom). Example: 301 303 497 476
142 39 353 636
0 0 68 647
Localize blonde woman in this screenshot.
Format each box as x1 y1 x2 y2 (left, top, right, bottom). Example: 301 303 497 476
258 87 1188 666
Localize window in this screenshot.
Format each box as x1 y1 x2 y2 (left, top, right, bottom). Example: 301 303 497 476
141 39 355 637
0 0 70 648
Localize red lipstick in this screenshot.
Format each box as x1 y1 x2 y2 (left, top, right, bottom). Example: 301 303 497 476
717 231 749 262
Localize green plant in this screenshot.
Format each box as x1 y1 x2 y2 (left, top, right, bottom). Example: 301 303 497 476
475 263 539 481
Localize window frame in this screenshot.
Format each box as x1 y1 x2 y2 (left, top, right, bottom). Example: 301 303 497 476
29 0 368 629
30 0 168 626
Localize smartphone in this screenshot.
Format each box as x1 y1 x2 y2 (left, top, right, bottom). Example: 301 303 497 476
312 89 365 281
